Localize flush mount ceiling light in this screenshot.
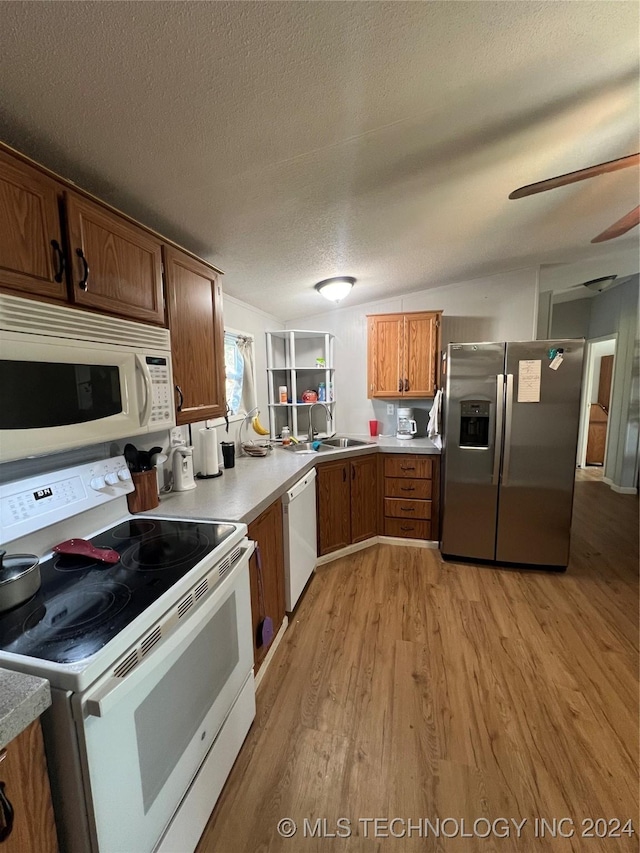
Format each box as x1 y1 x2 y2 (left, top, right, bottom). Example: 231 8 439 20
314 276 355 303
582 275 618 293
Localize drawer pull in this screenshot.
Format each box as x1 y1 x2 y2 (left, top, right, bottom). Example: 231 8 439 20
400 525 414 531
400 506 415 512
400 466 415 471
400 486 415 491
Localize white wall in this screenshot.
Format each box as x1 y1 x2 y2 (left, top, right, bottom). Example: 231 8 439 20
550 297 592 339
287 267 539 436
587 275 639 491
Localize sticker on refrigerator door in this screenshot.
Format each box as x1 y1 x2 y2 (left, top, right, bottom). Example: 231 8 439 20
517 360 541 402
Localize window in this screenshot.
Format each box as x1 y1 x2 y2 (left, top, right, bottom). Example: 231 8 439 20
224 330 255 417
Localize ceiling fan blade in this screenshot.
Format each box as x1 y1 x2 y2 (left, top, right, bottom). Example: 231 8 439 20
509 153 639 199
591 206 640 243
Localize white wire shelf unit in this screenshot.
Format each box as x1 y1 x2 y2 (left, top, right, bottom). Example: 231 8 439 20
265 330 336 441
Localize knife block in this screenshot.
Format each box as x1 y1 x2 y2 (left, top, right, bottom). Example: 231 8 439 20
127 469 159 513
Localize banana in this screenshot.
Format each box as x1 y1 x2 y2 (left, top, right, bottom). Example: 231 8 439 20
252 415 270 436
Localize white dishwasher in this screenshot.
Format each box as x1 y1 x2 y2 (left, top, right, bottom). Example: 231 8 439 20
282 468 317 611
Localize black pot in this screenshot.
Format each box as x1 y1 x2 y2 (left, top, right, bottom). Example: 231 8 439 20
0 550 41 613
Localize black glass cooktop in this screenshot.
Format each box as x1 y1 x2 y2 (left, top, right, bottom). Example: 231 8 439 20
0 518 235 664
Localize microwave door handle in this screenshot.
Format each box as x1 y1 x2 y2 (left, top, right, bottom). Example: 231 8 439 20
135 354 153 427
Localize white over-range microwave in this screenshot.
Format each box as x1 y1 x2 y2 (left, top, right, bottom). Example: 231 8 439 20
0 293 176 462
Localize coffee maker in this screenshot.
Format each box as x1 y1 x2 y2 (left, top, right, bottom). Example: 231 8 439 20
396 407 417 440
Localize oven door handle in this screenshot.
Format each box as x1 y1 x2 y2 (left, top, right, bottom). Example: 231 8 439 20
135 354 153 428
83 542 254 718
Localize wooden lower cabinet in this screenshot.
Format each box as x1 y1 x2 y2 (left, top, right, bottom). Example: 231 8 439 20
247 499 286 673
316 454 378 556
0 720 58 853
382 454 440 540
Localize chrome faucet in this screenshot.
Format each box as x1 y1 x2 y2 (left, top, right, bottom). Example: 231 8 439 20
308 402 332 442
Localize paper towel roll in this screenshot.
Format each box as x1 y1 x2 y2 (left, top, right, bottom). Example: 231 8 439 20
199 428 219 476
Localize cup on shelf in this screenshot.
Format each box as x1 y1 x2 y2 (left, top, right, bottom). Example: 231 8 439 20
369 420 380 437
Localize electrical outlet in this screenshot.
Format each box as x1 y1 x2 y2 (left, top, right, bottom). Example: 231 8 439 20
170 426 185 447
386 404 395 416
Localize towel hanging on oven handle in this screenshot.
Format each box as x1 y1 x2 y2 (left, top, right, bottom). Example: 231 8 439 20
254 544 274 649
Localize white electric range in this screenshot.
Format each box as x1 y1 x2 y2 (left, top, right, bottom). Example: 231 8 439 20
0 456 255 853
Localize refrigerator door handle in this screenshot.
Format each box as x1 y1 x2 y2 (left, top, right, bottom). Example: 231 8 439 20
502 373 514 485
492 374 505 485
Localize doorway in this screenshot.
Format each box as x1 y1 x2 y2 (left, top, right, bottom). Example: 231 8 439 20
577 335 617 472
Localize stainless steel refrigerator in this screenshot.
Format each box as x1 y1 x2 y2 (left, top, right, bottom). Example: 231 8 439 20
441 340 584 569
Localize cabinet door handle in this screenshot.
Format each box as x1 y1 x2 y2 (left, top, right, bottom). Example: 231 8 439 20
0 780 14 842
76 248 90 291
175 385 184 412
404 378 410 392
398 378 403 393
342 467 346 482
400 486 415 491
51 239 65 283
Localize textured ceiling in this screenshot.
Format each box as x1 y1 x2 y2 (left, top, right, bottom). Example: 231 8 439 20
0 1 638 320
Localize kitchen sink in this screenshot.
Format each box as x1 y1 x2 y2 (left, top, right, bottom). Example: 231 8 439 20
283 441 333 453
320 437 369 448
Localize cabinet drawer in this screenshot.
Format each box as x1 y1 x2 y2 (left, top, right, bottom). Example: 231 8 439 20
384 518 431 539
384 456 432 479
384 477 432 499
384 498 431 520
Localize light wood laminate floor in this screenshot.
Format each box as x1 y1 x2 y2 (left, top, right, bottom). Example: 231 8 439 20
197 476 639 852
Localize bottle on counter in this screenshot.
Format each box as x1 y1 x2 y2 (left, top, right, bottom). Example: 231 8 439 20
281 426 291 446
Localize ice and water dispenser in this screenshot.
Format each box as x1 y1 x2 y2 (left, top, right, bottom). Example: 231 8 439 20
459 400 490 448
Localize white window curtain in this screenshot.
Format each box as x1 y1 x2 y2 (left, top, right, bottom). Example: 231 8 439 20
236 335 257 413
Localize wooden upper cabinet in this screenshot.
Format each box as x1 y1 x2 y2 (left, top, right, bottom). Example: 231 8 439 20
0 148 67 300
368 310 441 398
164 245 226 425
65 191 165 325
367 314 403 396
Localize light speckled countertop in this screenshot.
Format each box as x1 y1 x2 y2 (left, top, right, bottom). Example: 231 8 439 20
144 435 440 526
0 668 51 749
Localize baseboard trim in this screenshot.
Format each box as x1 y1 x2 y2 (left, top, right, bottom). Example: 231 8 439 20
316 535 439 566
603 476 638 496
377 535 439 549
315 538 376 566
254 615 288 691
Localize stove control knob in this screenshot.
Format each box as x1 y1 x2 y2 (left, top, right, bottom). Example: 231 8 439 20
104 472 119 486
90 476 106 491
117 468 131 481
